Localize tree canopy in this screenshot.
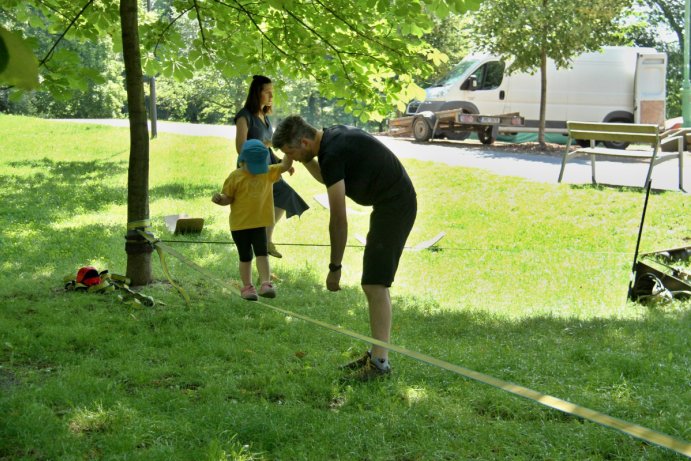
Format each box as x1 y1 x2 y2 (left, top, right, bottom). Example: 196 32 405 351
2 0 482 121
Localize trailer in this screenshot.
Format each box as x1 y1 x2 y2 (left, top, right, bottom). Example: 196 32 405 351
388 109 524 144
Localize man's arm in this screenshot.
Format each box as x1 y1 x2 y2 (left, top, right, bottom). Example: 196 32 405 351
303 157 324 184
326 180 347 291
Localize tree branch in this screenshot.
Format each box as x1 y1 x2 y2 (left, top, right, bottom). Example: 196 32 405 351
192 0 208 49
35 0 71 21
212 0 321 81
153 5 195 57
221 0 290 58
282 8 354 84
311 0 404 57
648 0 683 49
38 0 96 66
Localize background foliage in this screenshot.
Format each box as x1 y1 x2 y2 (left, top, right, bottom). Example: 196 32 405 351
0 0 485 125
1 0 687 124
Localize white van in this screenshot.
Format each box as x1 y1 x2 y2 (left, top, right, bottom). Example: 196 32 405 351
407 46 667 147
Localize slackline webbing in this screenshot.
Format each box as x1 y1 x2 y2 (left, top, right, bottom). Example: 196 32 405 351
138 230 691 458
126 219 152 231
127 220 190 305
157 239 632 255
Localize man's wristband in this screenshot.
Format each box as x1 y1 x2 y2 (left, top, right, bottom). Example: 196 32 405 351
328 263 342 272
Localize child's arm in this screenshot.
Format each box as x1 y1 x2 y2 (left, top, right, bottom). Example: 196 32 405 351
212 192 231 206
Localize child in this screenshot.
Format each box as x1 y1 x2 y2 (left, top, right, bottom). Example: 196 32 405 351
212 139 293 300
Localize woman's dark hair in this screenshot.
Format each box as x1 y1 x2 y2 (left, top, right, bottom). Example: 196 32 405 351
243 75 272 114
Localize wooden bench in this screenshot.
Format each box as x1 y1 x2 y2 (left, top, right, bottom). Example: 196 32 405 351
558 121 686 191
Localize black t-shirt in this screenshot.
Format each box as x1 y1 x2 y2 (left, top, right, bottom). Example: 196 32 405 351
318 125 415 206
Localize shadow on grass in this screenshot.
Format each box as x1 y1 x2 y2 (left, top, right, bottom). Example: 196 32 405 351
569 183 668 194
2 158 128 225
151 182 218 199
1 158 218 239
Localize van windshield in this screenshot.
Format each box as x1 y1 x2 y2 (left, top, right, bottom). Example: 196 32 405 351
433 59 478 87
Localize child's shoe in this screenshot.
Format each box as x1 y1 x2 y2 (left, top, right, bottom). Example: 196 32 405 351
241 285 258 301
258 282 276 298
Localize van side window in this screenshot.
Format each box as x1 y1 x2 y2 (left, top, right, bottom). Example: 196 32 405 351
475 61 505 90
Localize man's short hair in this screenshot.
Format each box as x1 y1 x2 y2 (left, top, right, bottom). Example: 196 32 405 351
272 115 317 149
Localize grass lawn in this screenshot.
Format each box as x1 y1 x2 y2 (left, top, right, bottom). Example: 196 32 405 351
0 114 689 460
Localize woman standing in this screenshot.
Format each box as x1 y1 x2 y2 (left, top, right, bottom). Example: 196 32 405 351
234 75 309 258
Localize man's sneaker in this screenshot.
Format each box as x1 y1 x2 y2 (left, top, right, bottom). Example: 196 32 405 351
241 284 258 301
258 282 276 298
341 357 391 383
339 350 371 370
268 243 283 258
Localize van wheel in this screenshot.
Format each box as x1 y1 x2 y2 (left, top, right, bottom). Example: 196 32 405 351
603 119 632 149
412 117 432 142
478 127 495 145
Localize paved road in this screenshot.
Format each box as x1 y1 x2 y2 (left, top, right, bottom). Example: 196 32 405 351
54 118 689 193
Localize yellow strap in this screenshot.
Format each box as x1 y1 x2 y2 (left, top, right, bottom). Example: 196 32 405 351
153 245 190 306
127 219 152 230
135 230 190 306
142 236 691 457
110 273 132 285
86 280 114 293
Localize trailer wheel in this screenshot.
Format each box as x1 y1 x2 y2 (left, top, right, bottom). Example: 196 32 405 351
478 127 495 145
412 117 432 142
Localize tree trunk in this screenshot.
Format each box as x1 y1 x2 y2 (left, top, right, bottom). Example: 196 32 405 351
120 0 153 286
538 47 547 147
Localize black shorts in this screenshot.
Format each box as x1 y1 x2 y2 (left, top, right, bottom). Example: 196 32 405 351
231 227 268 262
362 191 417 287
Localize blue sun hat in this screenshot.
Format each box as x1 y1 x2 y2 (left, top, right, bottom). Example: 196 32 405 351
239 139 269 174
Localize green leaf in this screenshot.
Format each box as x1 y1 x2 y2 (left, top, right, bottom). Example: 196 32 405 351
456 0 482 12
28 14 44 29
8 89 24 102
0 27 39 90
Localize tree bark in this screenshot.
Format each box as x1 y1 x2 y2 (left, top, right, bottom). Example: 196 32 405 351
120 0 153 286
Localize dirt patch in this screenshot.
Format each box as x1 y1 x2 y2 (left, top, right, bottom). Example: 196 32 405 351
382 133 569 156
478 141 567 156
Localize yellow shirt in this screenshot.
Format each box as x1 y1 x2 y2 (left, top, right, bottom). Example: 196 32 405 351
222 164 282 231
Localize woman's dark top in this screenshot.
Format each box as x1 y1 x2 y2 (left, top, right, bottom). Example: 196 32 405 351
235 108 309 218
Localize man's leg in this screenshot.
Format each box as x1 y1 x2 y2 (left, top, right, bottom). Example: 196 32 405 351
362 284 391 361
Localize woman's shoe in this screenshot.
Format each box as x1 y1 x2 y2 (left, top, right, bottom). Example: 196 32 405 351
268 242 283 258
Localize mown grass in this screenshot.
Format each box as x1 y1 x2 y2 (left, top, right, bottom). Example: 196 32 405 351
0 114 689 460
